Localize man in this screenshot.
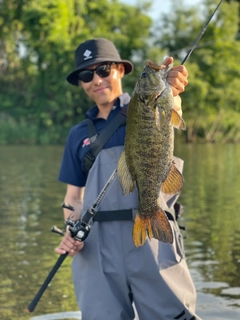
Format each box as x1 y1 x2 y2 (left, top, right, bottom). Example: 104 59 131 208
55 38 199 320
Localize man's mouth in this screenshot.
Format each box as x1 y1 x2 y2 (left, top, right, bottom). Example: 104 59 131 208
94 86 108 93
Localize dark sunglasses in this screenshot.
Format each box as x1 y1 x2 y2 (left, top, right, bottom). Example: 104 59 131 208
77 63 116 83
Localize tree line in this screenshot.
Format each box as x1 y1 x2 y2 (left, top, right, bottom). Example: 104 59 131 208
0 0 240 144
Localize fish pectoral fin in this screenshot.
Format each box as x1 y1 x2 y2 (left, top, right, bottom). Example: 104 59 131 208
170 108 186 130
161 161 184 194
117 150 135 195
155 106 166 131
132 211 173 247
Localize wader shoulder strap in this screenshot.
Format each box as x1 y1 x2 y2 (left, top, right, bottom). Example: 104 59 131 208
84 105 128 174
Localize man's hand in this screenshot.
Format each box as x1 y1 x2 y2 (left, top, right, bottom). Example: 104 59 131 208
55 229 84 257
163 57 188 96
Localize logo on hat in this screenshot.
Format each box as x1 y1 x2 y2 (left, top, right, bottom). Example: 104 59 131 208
83 49 92 60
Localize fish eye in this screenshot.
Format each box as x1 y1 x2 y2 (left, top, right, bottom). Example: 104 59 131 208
141 72 147 78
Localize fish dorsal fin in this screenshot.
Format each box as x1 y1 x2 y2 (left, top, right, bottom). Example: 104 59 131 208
161 161 184 194
170 108 186 130
117 150 135 194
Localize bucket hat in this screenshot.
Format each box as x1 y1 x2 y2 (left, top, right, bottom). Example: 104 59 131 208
67 38 133 86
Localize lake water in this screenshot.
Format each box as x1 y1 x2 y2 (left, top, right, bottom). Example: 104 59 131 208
0 144 239 320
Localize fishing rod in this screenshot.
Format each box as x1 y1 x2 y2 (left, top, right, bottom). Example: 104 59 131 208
27 169 117 312
181 0 224 65
27 0 224 313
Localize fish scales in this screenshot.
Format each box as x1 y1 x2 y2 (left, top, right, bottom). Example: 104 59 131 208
117 60 186 247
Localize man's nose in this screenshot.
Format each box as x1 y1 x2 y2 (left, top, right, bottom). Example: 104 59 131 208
92 71 103 84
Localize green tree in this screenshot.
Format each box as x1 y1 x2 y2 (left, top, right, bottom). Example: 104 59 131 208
153 0 240 142
1 0 240 144
226 0 240 33
0 0 152 144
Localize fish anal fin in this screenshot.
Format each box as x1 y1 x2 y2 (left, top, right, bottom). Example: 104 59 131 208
117 150 135 195
132 214 147 247
170 108 186 130
132 210 173 247
161 161 184 194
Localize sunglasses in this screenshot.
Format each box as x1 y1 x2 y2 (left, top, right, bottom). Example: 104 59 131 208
77 63 116 83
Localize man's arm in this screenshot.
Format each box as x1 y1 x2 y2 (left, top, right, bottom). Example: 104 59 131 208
63 184 85 221
55 184 85 256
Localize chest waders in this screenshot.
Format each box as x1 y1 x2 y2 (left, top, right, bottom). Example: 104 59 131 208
71 109 201 320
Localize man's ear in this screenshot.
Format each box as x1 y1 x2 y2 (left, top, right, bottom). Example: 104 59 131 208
118 63 125 78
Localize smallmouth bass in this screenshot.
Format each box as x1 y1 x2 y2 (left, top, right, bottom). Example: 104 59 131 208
117 60 186 247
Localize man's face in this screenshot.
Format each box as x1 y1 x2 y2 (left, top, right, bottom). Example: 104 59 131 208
79 62 125 107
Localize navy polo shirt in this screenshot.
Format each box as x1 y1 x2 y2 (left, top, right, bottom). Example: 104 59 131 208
58 93 130 187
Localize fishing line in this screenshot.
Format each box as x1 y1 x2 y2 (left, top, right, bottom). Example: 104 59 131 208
181 0 224 65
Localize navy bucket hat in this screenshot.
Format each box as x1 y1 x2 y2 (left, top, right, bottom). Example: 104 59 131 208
67 38 133 86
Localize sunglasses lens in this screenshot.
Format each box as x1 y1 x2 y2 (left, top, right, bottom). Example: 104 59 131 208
77 63 113 83
96 64 112 78
78 70 94 83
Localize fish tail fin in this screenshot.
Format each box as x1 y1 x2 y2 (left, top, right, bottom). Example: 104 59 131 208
132 210 173 247
149 209 173 244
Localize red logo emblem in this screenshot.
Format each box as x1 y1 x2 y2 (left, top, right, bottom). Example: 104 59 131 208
82 138 90 147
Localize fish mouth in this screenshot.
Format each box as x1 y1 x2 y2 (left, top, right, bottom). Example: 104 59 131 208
148 60 165 71
141 61 164 78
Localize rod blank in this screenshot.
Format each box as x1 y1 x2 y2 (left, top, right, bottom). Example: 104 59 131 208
27 252 68 312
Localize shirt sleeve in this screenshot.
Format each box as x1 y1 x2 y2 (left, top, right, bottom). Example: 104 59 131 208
58 128 87 187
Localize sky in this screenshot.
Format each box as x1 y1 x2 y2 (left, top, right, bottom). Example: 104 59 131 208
120 0 203 20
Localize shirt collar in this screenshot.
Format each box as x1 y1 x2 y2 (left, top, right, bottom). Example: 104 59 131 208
86 92 131 120
118 92 131 108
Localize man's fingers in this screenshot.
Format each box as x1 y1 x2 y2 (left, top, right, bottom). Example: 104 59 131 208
162 56 173 67
160 58 188 96
174 65 188 76
167 66 189 96
55 236 84 256
54 247 67 255
168 68 188 85
68 241 84 256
